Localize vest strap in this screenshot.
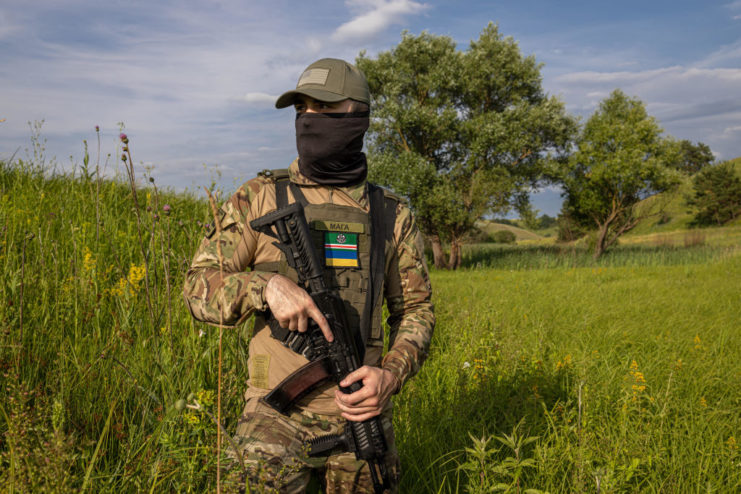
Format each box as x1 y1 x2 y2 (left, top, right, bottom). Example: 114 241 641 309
359 183 388 346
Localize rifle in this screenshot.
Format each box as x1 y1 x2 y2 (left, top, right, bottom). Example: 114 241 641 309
250 202 390 494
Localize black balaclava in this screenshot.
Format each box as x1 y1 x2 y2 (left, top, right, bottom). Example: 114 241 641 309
295 111 370 186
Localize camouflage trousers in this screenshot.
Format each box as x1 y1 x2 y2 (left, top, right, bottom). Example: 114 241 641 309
228 391 400 493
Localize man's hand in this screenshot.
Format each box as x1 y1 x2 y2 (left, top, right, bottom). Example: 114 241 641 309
334 366 400 422
264 274 333 342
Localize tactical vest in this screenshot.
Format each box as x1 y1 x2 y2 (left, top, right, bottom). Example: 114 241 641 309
252 169 397 363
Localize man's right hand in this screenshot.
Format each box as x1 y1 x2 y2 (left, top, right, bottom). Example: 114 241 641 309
264 274 333 342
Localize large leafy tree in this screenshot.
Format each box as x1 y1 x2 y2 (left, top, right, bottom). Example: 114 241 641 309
558 90 681 258
357 24 575 269
686 161 741 225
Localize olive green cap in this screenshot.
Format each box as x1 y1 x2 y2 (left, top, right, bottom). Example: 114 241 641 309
275 58 370 109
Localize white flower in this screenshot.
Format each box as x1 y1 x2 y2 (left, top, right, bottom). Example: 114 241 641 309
199 329 206 338
463 361 471 369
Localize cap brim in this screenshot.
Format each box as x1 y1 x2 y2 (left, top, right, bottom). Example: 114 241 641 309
275 88 349 109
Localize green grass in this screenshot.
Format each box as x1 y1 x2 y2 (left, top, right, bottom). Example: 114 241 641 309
401 258 740 492
1 154 740 493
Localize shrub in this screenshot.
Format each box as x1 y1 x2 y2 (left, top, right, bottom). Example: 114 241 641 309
491 230 516 244
687 161 741 226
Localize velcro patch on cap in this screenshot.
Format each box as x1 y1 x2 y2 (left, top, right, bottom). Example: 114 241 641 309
298 68 329 87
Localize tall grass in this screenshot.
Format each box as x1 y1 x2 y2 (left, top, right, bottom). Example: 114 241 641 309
1 146 739 492
1 151 248 492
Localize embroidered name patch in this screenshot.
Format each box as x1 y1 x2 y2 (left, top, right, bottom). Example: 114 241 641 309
312 220 364 233
325 232 359 268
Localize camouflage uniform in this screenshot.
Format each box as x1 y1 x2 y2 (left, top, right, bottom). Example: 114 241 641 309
183 159 434 492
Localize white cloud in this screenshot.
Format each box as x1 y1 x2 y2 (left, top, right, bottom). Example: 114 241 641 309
332 0 429 43
722 125 741 137
549 64 741 160
243 92 278 105
697 40 741 67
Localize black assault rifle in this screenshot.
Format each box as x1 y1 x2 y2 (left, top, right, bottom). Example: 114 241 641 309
250 202 390 494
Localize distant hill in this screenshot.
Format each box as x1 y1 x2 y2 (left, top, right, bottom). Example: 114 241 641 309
630 156 741 235
475 220 544 242
471 157 741 243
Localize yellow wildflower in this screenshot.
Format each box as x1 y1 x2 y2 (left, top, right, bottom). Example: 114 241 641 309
184 412 200 425
699 397 707 408
82 246 96 274
196 389 215 408
109 263 147 297
727 436 738 451
628 360 648 402
556 354 573 371
693 335 703 351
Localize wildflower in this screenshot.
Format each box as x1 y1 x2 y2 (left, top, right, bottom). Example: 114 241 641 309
693 335 703 351
556 354 572 371
163 204 171 215
120 133 128 143
196 389 215 408
184 412 200 425
198 329 206 338
82 246 96 274
462 361 471 369
95 125 100 132
728 436 738 451
109 263 146 297
699 397 708 408
674 359 683 371
628 360 648 402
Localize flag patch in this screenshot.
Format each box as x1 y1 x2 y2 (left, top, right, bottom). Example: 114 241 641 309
325 232 358 267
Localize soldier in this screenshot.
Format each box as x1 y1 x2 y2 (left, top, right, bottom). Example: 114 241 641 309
183 58 434 493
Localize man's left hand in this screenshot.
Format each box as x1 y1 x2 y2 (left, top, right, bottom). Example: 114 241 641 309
334 366 400 422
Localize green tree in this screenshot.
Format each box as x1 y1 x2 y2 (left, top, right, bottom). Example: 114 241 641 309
686 161 741 225
558 89 681 258
357 24 575 269
672 140 714 175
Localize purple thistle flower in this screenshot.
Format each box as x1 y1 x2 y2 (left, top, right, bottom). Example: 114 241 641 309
163 204 171 215
95 125 100 132
120 133 129 144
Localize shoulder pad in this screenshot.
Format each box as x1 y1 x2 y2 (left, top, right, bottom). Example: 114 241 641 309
257 168 289 181
380 187 407 205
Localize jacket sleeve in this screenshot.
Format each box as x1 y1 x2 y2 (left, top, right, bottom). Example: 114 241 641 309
381 204 435 390
182 181 275 327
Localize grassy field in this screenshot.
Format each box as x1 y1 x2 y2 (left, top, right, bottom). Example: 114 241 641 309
1 155 739 493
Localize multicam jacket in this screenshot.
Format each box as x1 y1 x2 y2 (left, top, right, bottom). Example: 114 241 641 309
183 159 434 415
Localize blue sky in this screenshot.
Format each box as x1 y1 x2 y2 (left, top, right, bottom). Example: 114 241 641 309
1 0 740 216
